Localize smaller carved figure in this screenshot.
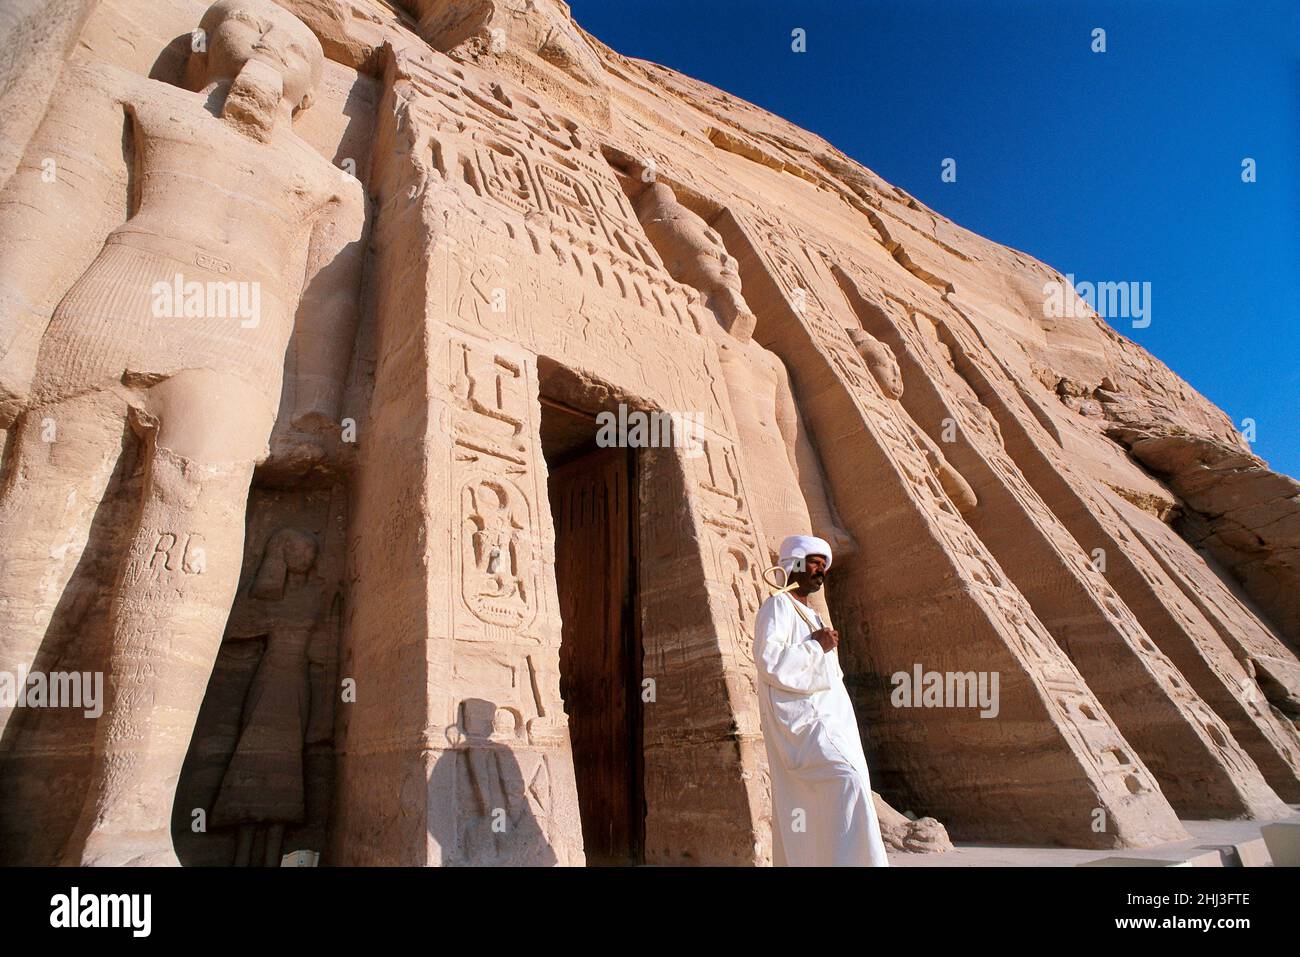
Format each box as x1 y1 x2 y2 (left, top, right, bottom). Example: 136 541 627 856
212 527 337 867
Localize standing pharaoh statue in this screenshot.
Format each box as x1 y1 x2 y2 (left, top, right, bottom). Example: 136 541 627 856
633 180 854 567
0 0 364 865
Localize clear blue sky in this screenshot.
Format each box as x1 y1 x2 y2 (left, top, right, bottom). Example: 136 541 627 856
568 0 1300 477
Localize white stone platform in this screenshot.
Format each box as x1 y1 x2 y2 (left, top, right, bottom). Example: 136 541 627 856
886 808 1300 867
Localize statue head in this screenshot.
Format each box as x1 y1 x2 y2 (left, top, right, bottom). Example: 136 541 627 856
250 527 319 600
197 0 324 114
848 329 904 399
634 179 756 341
634 180 681 221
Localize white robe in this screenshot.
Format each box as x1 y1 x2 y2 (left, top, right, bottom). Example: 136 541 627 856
754 591 889 867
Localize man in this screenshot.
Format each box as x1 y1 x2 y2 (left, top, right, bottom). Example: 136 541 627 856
754 535 888 866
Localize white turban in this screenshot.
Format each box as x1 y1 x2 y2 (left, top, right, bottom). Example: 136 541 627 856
777 535 833 573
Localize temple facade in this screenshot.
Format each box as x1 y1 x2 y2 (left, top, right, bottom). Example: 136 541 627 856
0 0 1296 866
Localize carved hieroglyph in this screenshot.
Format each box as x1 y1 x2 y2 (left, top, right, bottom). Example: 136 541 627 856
1 0 1297 866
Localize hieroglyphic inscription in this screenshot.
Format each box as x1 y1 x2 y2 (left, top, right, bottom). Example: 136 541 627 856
449 340 541 636
692 435 769 647
461 477 532 628
473 140 538 215
393 50 687 338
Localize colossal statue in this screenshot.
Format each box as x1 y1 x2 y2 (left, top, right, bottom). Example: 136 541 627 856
632 182 955 850
0 0 364 865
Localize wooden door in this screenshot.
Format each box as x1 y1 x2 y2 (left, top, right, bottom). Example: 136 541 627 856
548 445 644 865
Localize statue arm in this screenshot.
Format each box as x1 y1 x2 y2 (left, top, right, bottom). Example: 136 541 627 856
0 60 132 421
906 414 979 513
287 178 368 432
771 354 856 552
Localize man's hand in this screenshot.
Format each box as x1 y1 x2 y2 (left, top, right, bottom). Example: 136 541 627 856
809 627 839 653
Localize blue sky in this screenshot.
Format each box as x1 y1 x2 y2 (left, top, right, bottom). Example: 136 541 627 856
568 0 1300 477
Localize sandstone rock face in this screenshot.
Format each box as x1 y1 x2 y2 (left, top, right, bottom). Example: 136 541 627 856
0 0 1296 866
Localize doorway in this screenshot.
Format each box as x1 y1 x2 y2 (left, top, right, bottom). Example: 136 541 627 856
541 397 645 866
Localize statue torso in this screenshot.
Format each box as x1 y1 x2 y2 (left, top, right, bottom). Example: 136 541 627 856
113 80 346 295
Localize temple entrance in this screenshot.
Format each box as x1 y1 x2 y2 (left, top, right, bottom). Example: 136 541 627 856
541 397 645 866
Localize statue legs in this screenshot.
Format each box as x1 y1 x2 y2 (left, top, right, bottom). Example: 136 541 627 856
61 369 271 865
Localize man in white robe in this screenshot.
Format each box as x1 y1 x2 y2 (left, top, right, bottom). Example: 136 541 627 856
754 535 889 867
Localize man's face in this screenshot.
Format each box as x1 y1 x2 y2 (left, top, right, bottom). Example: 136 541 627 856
790 554 828 594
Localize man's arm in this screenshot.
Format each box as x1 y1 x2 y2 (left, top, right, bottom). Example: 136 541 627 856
754 596 833 695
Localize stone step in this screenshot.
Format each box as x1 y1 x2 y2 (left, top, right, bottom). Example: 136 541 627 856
887 810 1299 867
1260 822 1300 866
